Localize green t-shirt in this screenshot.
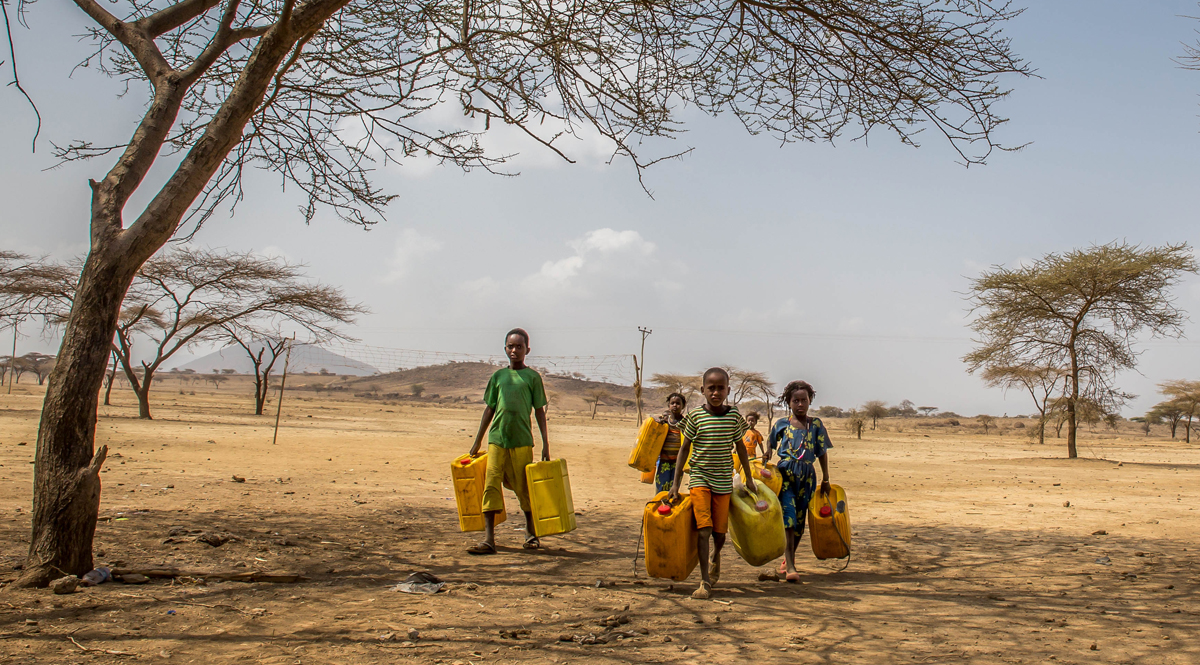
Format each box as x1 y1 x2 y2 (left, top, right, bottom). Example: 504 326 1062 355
484 367 548 448
681 405 748 493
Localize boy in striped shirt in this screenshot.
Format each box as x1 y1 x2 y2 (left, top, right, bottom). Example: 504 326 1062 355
668 367 758 599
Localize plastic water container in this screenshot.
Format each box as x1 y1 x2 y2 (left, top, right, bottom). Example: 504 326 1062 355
525 459 577 537
808 483 851 559
728 482 786 566
450 453 506 532
629 418 669 472
643 491 698 581
739 459 783 495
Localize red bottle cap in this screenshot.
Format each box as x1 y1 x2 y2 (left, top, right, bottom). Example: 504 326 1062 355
657 504 672 515
819 505 832 518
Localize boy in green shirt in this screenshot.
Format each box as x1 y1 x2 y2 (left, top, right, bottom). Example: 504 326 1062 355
465 328 550 554
669 367 758 599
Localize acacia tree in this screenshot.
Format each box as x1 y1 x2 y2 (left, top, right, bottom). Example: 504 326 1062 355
585 389 611 420
977 414 995 434
220 280 365 415
651 373 702 404
1158 380 1200 444
861 400 888 430
1148 400 1186 439
15 0 1029 587
111 247 363 419
964 242 1197 459
980 364 1064 445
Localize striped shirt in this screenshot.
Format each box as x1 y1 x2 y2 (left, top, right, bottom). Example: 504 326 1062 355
682 405 748 493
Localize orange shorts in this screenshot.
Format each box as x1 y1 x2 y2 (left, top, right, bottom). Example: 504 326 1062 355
690 487 731 534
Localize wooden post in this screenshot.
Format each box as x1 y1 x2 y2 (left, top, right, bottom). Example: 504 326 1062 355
635 327 651 422
271 339 294 445
7 319 18 394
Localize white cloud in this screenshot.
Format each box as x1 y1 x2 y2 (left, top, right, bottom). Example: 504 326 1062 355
383 229 443 283
523 228 656 294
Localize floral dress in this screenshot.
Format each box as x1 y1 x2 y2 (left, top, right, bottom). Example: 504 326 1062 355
767 416 832 531
654 415 685 492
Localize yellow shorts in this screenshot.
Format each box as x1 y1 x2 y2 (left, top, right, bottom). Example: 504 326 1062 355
482 444 532 513
690 487 731 534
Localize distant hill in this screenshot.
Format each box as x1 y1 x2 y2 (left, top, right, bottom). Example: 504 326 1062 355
174 343 379 377
300 361 657 413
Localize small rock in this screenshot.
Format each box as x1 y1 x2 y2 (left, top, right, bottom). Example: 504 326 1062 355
407 628 420 641
168 527 186 537
231 475 246 483
24 619 37 626
662 635 673 643
558 634 573 642
51 576 79 594
196 533 231 547
428 554 436 559
1090 643 1098 651
1063 501 1071 507
595 579 605 588
1117 462 1123 467
122 573 149 585
378 632 396 642
1092 530 1107 536
758 571 780 582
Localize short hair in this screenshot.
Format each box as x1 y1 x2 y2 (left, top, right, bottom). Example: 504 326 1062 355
505 328 530 346
666 392 687 406
746 411 761 419
780 380 816 405
702 367 729 384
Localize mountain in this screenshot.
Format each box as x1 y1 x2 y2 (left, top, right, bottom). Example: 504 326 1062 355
174 343 379 376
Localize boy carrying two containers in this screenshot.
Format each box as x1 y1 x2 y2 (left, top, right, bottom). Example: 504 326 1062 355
464 328 550 555
667 367 758 600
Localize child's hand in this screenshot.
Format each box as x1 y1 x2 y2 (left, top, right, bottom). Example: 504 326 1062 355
820 479 831 495
745 478 758 494
667 490 679 503
541 446 550 462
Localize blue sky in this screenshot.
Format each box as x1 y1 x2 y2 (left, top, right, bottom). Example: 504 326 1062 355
2 1 1199 417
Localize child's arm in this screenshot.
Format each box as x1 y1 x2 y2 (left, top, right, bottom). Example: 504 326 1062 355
667 437 690 501
467 406 496 457
534 406 549 461
763 425 777 463
817 451 831 495
734 438 758 494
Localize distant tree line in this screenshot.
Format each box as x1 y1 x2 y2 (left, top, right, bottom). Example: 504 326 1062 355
0 248 365 418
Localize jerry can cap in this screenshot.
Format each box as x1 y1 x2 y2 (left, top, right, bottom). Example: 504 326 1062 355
819 505 833 517
656 504 672 515
755 500 769 512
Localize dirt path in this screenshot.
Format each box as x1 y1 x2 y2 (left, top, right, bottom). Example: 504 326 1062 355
1 388 1197 664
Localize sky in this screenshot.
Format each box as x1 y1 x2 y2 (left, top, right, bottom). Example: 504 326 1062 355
1 1 1199 417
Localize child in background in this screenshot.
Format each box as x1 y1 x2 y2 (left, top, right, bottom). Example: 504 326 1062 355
743 411 764 459
669 368 757 599
652 393 687 493
763 380 832 582
465 329 550 554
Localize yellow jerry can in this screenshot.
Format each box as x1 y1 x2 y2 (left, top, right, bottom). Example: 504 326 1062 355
739 459 783 495
728 482 786 566
451 453 506 532
629 418 669 472
643 491 698 581
639 469 655 484
525 459 577 537
808 484 851 560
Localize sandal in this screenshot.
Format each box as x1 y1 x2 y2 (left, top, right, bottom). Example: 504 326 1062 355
467 542 497 555
523 535 541 550
778 561 787 576
691 581 712 600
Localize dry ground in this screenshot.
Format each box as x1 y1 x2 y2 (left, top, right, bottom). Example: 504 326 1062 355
0 383 1198 665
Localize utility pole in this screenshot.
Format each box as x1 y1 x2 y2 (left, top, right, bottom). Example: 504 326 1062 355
635 327 652 422
7 318 20 395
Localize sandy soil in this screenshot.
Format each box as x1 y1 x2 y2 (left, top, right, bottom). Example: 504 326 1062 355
0 384 1198 664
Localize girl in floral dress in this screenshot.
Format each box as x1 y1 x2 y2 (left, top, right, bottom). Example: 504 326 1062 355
764 380 833 582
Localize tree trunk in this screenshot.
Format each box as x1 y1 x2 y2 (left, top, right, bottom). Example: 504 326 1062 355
136 378 153 419
255 374 267 415
19 248 136 587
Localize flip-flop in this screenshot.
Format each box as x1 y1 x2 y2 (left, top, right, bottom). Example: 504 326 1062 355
691 581 712 600
778 561 787 576
467 542 497 555
523 536 541 550
786 572 800 583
